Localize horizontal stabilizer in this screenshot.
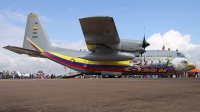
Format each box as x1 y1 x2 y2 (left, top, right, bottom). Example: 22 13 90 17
3 46 46 58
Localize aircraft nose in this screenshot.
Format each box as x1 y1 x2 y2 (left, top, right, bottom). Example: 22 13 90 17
188 61 196 68
186 61 196 71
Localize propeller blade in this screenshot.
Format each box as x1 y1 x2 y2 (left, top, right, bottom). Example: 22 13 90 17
142 36 150 49
141 33 149 62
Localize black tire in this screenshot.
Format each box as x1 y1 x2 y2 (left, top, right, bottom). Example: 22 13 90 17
112 76 122 78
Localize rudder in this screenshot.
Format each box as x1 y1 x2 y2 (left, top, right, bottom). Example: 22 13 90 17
23 13 52 51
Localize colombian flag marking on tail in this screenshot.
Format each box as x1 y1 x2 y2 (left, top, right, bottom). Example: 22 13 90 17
33 26 38 30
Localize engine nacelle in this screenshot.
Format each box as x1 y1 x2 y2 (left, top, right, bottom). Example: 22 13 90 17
106 39 144 53
120 39 143 52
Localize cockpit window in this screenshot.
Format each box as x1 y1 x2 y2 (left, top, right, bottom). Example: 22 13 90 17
177 53 185 57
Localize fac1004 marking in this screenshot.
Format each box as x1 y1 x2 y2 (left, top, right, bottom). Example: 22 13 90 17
125 58 174 73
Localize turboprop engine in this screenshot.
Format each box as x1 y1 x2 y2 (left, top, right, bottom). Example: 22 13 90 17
106 36 150 54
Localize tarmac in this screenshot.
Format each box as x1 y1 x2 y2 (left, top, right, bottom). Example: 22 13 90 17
0 78 199 112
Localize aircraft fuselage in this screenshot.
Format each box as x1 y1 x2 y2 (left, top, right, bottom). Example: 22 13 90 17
37 49 195 77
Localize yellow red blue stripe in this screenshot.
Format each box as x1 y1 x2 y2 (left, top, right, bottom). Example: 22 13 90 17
27 38 43 52
26 37 175 73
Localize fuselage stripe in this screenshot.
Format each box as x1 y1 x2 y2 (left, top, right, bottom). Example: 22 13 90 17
42 52 128 72
27 39 176 73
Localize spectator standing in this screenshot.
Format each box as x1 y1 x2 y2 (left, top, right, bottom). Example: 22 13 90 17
51 74 53 79
194 71 198 78
11 72 14 79
188 72 192 77
2 71 6 79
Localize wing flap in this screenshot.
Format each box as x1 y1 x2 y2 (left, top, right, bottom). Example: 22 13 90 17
3 46 46 58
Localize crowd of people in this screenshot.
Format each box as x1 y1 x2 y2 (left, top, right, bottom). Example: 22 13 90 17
0 70 199 79
0 70 58 79
0 71 19 79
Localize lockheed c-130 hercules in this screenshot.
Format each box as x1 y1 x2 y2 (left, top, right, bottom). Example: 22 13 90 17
4 13 196 78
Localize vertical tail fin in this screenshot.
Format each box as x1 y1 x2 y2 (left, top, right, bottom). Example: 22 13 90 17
23 13 52 51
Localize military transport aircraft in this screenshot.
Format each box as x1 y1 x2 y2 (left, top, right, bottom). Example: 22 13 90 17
4 13 196 78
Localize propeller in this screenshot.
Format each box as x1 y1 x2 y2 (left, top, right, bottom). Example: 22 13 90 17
140 31 150 62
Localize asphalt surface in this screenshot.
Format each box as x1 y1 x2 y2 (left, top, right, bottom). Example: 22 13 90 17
0 78 199 112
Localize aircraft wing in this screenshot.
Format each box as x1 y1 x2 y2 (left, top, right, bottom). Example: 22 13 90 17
3 46 46 58
79 16 120 52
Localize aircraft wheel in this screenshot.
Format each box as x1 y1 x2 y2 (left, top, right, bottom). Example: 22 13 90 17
117 76 122 78
102 75 105 78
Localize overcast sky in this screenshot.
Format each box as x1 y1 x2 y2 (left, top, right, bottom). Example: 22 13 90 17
0 0 200 74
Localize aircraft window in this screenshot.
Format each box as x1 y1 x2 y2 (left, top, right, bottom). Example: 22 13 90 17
177 53 185 57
